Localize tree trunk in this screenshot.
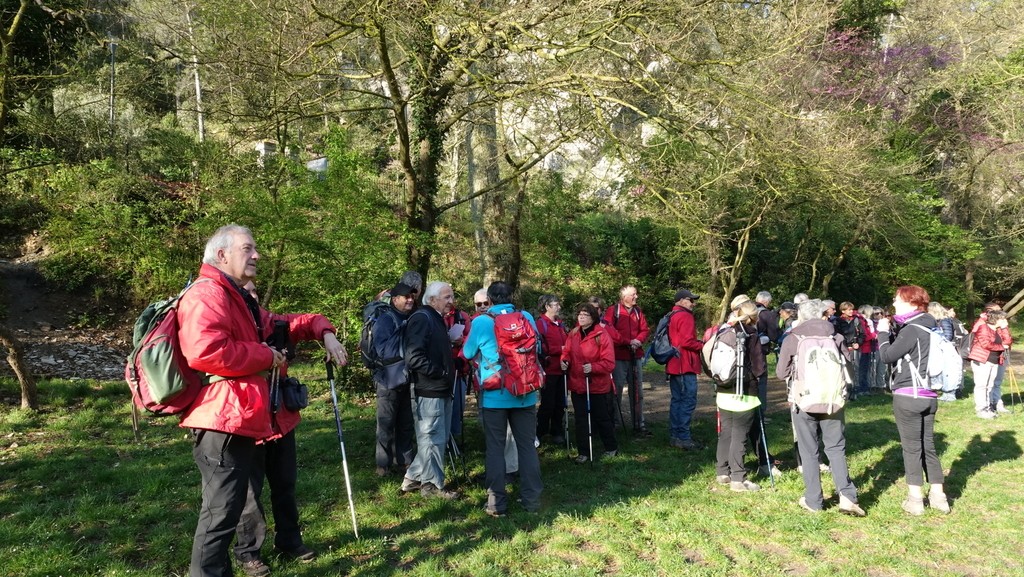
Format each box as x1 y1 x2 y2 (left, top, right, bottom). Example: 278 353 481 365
0 324 37 410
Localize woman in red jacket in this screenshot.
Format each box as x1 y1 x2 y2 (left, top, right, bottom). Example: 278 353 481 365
560 303 618 463
535 294 569 446
968 310 1010 419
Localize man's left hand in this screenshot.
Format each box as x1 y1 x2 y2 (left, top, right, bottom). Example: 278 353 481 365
630 339 642 349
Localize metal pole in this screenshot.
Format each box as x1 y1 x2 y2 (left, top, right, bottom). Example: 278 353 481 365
326 361 359 539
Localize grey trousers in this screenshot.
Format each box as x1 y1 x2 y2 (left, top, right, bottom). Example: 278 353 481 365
792 406 857 510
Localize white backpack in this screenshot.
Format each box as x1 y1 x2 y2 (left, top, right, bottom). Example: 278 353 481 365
701 326 737 385
788 334 849 414
903 324 962 395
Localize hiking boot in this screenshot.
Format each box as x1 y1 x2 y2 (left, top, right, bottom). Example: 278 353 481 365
240 558 271 577
757 464 782 478
928 490 951 514
995 403 1012 414
635 427 654 438
400 477 421 493
575 454 590 464
838 495 866 517
602 450 618 458
484 507 506 518
420 483 459 500
375 466 390 477
798 497 820 513
669 437 686 449
277 545 316 562
715 475 731 485
939 393 957 402
679 439 703 451
730 480 760 493
976 409 997 420
902 496 925 516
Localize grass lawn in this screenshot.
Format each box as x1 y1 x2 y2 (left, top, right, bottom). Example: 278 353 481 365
1 364 1022 577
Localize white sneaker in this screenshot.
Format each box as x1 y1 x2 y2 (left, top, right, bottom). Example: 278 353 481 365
977 410 997 420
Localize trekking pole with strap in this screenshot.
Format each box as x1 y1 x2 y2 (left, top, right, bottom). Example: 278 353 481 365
326 360 359 539
563 374 571 453
630 347 643 434
1008 366 1021 410
585 374 594 465
739 325 774 487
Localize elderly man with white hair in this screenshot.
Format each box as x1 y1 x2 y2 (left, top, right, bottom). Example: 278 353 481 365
401 281 458 500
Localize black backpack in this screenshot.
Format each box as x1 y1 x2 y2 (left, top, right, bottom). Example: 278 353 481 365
358 300 403 371
649 311 679 365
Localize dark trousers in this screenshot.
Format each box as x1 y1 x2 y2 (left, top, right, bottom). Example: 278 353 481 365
375 383 415 470
716 408 756 482
893 395 944 486
190 430 257 577
234 429 302 562
571 390 618 458
481 406 543 514
792 407 857 509
536 374 566 439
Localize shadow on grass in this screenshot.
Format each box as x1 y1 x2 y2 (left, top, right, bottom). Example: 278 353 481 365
944 430 1021 500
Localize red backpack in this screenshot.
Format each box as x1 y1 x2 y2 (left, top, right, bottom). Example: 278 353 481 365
481 310 544 396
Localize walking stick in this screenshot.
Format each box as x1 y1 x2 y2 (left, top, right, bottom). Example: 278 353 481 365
1008 367 1022 410
585 374 594 465
563 374 572 453
630 348 643 433
326 360 359 539
737 325 774 488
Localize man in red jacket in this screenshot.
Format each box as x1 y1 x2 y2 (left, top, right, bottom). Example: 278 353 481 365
666 289 704 450
603 285 651 436
177 225 288 577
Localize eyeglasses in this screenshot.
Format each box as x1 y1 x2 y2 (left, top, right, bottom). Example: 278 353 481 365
475 301 489 307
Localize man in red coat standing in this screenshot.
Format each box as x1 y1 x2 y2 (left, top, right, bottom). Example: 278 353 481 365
603 285 651 436
176 225 289 577
666 289 704 450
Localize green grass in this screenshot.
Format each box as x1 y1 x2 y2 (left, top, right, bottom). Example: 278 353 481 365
1 367 1022 577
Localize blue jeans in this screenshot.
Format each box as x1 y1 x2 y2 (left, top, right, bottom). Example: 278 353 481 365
668 373 698 441
991 362 1007 409
405 395 452 489
858 351 874 393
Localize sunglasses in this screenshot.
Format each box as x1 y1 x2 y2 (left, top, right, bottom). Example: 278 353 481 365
475 301 490 307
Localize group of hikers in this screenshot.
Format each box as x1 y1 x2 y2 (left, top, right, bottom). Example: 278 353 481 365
170 224 1014 577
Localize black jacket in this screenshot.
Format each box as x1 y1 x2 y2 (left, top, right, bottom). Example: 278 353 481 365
404 306 455 398
877 312 936 392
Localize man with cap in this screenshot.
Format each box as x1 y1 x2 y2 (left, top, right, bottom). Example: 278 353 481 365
666 289 705 450
372 281 416 476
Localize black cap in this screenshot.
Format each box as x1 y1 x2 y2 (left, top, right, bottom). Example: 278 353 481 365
390 282 415 297
674 289 700 301
780 301 797 311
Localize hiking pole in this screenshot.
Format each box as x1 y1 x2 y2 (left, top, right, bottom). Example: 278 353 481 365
563 374 571 453
630 348 642 434
585 374 594 465
326 360 359 539
758 404 775 487
1008 367 1022 410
